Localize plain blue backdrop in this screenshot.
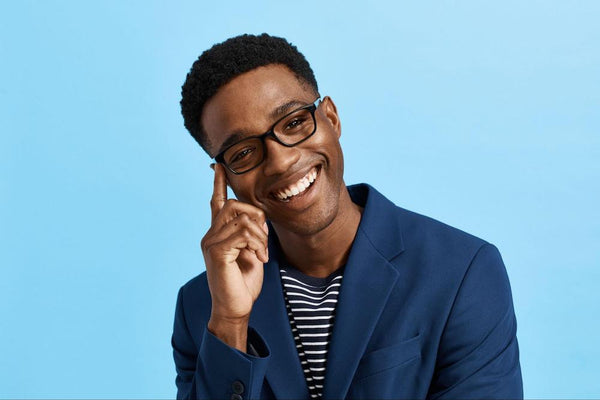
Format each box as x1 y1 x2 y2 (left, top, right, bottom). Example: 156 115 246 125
1 0 598 398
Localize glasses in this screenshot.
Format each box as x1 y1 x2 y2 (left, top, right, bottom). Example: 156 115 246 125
215 98 321 174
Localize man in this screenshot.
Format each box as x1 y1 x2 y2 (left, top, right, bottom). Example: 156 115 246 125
173 33 523 399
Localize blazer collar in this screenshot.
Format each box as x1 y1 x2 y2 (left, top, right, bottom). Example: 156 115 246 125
347 183 405 260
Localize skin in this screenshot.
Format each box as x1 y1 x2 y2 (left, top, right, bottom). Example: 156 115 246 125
200 64 362 351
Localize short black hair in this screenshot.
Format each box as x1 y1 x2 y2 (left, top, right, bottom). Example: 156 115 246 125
180 33 319 153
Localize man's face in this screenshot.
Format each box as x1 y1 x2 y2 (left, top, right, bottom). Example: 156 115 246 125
202 64 346 236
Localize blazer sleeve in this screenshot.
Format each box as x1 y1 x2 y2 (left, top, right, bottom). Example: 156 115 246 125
172 287 270 400
427 244 523 399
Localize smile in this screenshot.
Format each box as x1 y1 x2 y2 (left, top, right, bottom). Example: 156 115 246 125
274 167 318 201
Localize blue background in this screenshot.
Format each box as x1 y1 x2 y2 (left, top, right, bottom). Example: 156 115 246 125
1 1 598 398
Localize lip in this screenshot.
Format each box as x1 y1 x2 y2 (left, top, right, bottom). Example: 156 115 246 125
266 165 321 210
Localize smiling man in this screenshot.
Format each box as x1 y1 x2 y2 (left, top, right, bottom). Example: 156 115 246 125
173 34 523 400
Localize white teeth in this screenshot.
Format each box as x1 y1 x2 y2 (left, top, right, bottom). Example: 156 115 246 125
275 168 318 200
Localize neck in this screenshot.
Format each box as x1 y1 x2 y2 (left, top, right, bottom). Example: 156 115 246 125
272 185 363 278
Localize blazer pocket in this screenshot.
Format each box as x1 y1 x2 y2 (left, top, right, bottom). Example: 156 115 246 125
353 333 421 381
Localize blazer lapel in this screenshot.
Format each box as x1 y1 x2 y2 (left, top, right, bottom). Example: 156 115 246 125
251 242 309 400
321 228 400 399
322 184 405 400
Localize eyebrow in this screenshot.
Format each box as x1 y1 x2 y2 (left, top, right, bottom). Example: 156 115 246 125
214 99 311 157
215 130 248 157
269 99 307 120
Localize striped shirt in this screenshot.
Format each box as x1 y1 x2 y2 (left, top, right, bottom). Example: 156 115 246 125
279 265 344 399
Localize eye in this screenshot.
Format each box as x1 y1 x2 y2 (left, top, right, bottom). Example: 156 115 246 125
229 146 255 163
284 116 307 131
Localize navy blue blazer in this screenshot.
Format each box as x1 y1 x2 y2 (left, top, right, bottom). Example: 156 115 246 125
172 184 523 399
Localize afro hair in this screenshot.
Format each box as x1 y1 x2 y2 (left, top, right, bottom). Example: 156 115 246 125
180 33 319 153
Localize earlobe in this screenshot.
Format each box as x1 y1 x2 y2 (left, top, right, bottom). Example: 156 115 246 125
323 96 342 138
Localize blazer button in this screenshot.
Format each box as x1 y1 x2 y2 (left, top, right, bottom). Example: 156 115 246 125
230 394 243 400
232 380 245 394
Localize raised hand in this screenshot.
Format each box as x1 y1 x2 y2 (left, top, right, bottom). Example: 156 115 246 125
200 163 269 351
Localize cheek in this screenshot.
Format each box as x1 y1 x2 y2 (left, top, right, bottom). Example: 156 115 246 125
229 181 263 207
314 129 344 166
230 186 250 203
309 125 338 151
226 178 246 200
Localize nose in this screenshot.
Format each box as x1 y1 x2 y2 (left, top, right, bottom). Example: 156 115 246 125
262 137 301 176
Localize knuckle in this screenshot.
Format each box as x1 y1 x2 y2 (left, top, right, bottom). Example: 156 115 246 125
209 199 222 212
225 199 237 208
200 236 210 251
203 243 218 258
255 209 266 220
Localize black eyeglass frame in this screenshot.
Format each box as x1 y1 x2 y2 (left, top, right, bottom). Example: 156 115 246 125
214 98 321 175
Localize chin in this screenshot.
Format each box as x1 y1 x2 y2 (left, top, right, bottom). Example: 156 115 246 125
271 201 339 237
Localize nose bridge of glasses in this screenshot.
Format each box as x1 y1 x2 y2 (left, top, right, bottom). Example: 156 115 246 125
263 131 296 154
264 127 295 148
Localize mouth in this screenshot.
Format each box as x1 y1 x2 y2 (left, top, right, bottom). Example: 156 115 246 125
271 166 320 202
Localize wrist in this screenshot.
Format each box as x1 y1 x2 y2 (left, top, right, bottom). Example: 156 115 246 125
208 315 249 352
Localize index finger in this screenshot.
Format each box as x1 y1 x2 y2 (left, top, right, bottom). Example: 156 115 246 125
210 163 227 222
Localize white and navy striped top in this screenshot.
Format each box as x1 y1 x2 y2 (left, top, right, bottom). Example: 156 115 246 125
279 265 344 399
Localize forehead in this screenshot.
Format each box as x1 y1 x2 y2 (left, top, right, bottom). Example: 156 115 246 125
201 64 316 156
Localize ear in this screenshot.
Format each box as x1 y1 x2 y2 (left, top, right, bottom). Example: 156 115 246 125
321 96 341 139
